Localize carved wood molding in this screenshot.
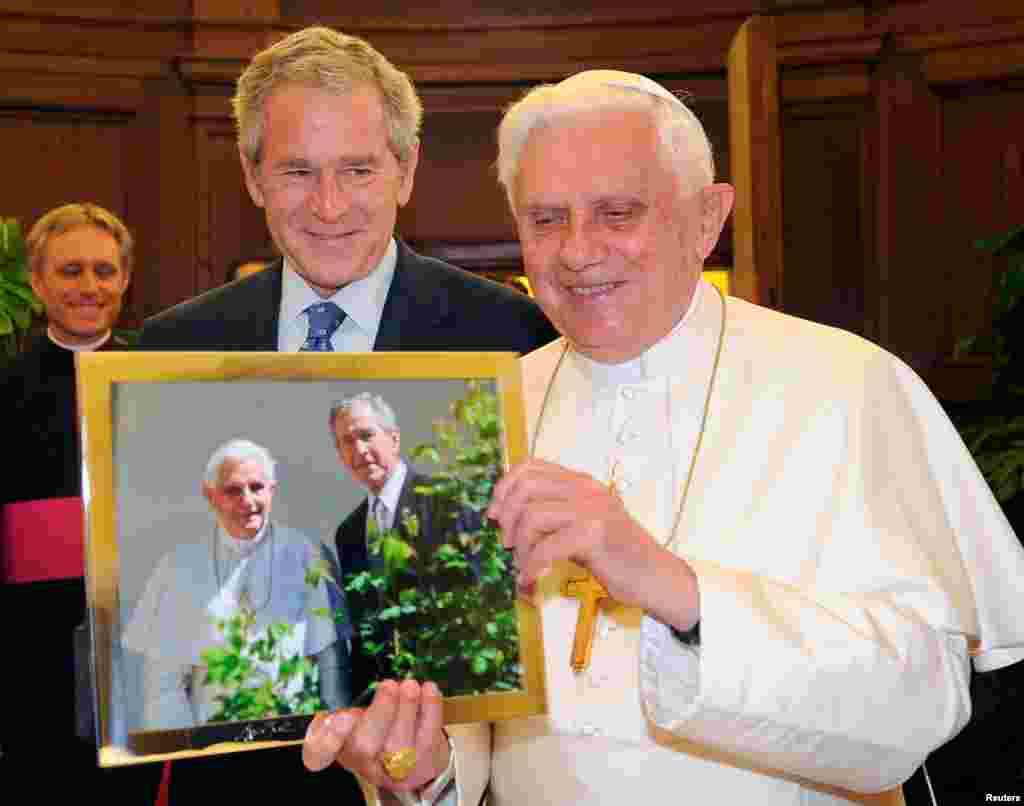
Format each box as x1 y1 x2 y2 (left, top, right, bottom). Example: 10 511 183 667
0 51 167 111
776 3 1024 92
411 241 523 271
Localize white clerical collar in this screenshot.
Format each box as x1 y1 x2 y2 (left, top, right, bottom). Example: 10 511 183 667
571 279 710 386
369 459 408 517
48 327 111 352
217 520 269 558
280 238 397 345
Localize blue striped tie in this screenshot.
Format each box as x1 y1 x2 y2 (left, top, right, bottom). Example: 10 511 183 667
301 301 345 352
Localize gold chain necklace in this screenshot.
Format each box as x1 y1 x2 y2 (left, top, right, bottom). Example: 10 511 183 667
529 285 727 673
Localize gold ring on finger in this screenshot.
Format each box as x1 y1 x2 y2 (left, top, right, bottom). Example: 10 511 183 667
379 747 417 781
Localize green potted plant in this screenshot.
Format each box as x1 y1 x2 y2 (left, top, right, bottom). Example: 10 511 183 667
0 217 42 363
954 223 1024 527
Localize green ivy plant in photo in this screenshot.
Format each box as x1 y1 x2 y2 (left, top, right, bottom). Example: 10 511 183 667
199 560 341 723
954 223 1024 508
345 380 521 697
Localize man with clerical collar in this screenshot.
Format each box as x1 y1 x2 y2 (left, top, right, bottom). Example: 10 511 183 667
7 203 133 504
123 439 348 730
303 71 1024 806
1 202 161 801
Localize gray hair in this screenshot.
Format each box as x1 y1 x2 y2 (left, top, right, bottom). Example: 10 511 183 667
328 392 398 433
232 25 423 165
204 439 277 486
497 70 715 210
26 202 134 275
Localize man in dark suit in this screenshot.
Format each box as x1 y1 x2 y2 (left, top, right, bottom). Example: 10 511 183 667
2 203 161 803
139 26 556 358
330 393 478 702
135 25 555 803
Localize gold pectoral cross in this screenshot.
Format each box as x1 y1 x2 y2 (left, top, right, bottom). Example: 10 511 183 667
561 460 623 674
562 571 610 674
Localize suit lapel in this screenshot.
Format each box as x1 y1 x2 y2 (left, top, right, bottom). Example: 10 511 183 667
338 499 371 574
244 262 283 350
374 240 446 350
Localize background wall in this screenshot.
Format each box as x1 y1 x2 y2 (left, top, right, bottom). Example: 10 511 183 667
1 0 1022 393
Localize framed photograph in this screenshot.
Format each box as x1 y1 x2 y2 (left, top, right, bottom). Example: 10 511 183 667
77 351 546 766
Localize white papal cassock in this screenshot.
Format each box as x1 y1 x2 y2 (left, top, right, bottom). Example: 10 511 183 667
123 522 338 730
382 279 1024 806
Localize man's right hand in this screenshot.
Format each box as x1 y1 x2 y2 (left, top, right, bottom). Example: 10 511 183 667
302 679 450 794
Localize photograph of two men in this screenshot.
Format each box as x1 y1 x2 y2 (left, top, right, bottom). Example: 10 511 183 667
79 354 543 764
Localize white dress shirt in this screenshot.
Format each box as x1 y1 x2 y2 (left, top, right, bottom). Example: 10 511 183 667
367 460 408 534
277 238 398 352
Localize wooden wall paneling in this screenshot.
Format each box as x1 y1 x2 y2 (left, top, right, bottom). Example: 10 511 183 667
780 64 872 103
922 39 1024 87
781 100 871 337
124 78 200 318
876 0 1024 37
691 96 733 265
0 12 191 61
284 1 757 26
193 92 274 297
399 108 517 245
728 15 784 307
0 105 140 320
193 0 279 18
0 51 163 329
360 18 744 85
873 50 945 373
938 85 1024 356
0 109 130 232
0 2 190 15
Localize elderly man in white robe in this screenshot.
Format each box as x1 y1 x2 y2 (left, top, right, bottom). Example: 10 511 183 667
300 70 1024 806
123 439 348 729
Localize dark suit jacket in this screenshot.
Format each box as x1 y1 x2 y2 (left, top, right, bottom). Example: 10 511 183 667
1 335 162 804
140 239 558 354
136 241 556 804
335 471 467 700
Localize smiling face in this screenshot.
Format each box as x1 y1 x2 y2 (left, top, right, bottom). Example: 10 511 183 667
512 108 732 364
240 83 418 298
203 458 277 540
30 225 130 346
333 401 401 494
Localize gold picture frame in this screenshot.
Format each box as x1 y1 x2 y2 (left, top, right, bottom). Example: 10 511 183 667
77 351 546 766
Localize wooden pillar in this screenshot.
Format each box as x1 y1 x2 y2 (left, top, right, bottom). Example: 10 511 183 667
125 78 200 317
727 15 784 308
873 50 945 372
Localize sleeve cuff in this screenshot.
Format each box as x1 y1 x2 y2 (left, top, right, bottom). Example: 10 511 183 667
389 732 457 806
